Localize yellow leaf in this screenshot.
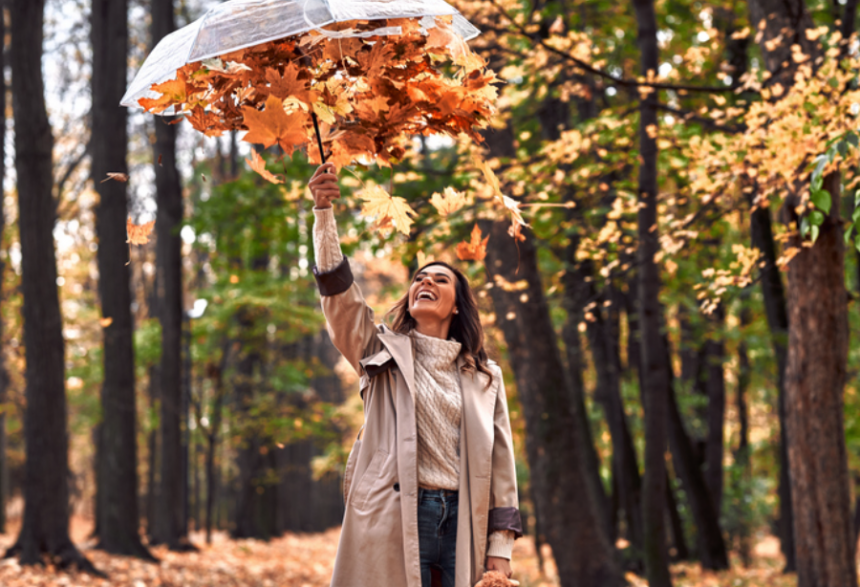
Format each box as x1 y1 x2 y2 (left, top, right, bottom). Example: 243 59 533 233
313 101 337 125
358 184 416 236
430 186 466 216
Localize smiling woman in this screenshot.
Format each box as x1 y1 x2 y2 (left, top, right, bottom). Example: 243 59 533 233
307 163 522 587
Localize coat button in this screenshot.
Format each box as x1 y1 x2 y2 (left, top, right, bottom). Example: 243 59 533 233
393 483 400 492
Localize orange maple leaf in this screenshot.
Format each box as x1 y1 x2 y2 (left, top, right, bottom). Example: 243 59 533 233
127 218 156 245
139 77 187 114
263 64 317 105
456 224 489 261
245 150 284 184
241 95 308 154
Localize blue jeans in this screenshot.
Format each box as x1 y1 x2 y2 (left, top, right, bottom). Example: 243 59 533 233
417 488 459 587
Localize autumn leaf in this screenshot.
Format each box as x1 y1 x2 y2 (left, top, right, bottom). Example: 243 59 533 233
263 64 317 105
101 172 129 183
139 77 186 113
358 184 416 236
99 317 113 328
456 224 489 261
473 154 528 237
242 95 308 155
430 187 466 216
127 218 156 245
245 150 284 184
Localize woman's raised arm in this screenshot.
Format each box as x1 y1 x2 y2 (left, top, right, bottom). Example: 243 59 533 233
308 163 381 374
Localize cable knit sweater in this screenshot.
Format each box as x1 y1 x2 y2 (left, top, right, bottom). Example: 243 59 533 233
313 207 514 560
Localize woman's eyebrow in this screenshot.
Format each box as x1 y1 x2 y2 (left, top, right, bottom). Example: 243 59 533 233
414 271 450 279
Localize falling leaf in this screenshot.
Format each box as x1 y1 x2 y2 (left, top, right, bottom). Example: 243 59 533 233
139 76 187 113
99 317 113 328
242 95 309 155
157 154 163 166
456 224 489 261
127 218 156 245
101 172 129 183
245 150 284 184
430 186 466 216
358 184 416 236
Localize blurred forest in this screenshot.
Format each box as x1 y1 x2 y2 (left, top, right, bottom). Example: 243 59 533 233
2 0 860 585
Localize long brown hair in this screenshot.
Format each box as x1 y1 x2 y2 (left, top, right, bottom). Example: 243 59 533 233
386 261 494 388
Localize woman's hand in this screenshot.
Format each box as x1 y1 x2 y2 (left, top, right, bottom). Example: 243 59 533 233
486 556 512 578
308 163 341 209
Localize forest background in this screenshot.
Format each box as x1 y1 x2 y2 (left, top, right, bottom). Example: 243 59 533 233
1 0 860 585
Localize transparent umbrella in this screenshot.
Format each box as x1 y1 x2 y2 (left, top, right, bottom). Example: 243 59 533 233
121 0 481 111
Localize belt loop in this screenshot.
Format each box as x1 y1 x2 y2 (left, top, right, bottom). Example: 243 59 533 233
418 487 424 502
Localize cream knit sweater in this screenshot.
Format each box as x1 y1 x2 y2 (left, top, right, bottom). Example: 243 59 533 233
313 207 514 559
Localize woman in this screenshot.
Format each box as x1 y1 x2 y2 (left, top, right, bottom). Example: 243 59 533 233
308 163 522 587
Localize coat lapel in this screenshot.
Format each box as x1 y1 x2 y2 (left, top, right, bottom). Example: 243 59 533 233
377 327 416 401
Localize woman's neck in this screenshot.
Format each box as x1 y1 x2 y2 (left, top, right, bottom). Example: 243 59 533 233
413 320 450 340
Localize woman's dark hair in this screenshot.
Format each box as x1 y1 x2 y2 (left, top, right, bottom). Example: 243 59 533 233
386 261 494 388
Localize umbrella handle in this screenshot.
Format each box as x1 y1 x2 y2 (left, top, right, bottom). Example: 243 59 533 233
310 109 327 166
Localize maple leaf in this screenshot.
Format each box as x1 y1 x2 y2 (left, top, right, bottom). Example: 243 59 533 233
356 41 395 78
101 172 129 183
139 77 187 113
358 184 416 236
456 224 489 261
127 218 156 245
245 150 284 184
473 154 529 237
242 95 308 154
263 64 317 105
430 186 466 216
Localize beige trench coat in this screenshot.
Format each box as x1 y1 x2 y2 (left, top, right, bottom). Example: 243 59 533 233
313 258 522 587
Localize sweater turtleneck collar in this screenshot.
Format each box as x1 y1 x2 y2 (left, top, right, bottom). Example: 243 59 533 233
410 329 462 370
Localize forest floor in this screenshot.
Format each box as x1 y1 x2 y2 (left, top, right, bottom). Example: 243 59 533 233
0 516 797 586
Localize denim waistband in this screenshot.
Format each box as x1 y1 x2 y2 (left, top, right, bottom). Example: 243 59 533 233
418 487 459 502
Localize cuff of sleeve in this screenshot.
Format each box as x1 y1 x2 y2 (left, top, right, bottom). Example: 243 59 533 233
486 530 515 560
488 506 523 539
312 256 354 296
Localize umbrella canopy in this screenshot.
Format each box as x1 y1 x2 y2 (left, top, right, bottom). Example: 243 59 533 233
121 0 480 110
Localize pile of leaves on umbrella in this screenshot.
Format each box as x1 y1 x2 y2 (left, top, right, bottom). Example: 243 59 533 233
139 16 499 179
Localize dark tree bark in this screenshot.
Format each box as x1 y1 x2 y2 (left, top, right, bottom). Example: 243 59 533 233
630 0 671 584
666 346 729 570
783 172 856 587
149 0 188 550
748 0 852 582
481 218 624 587
90 0 153 560
748 200 795 571
665 471 689 561
0 4 8 536
702 306 725 515
733 305 752 567
4 0 99 573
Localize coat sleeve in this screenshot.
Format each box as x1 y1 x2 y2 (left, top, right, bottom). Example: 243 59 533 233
312 257 383 376
487 366 524 539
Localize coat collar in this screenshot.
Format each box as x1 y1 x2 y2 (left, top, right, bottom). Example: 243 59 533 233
375 325 494 405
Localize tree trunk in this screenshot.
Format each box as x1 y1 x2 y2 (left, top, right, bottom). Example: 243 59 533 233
90 0 153 559
734 305 752 566
703 306 725 516
4 0 99 573
748 200 795 571
665 345 729 569
665 470 689 561
0 4 8 536
783 172 856 587
629 0 672 584
481 218 624 587
148 0 189 551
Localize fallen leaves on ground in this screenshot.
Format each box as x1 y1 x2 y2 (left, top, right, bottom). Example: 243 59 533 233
0 517 801 587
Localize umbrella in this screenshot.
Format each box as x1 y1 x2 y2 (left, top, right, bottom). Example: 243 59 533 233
122 0 497 172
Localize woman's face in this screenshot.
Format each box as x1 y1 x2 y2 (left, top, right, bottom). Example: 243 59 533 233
408 265 458 324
